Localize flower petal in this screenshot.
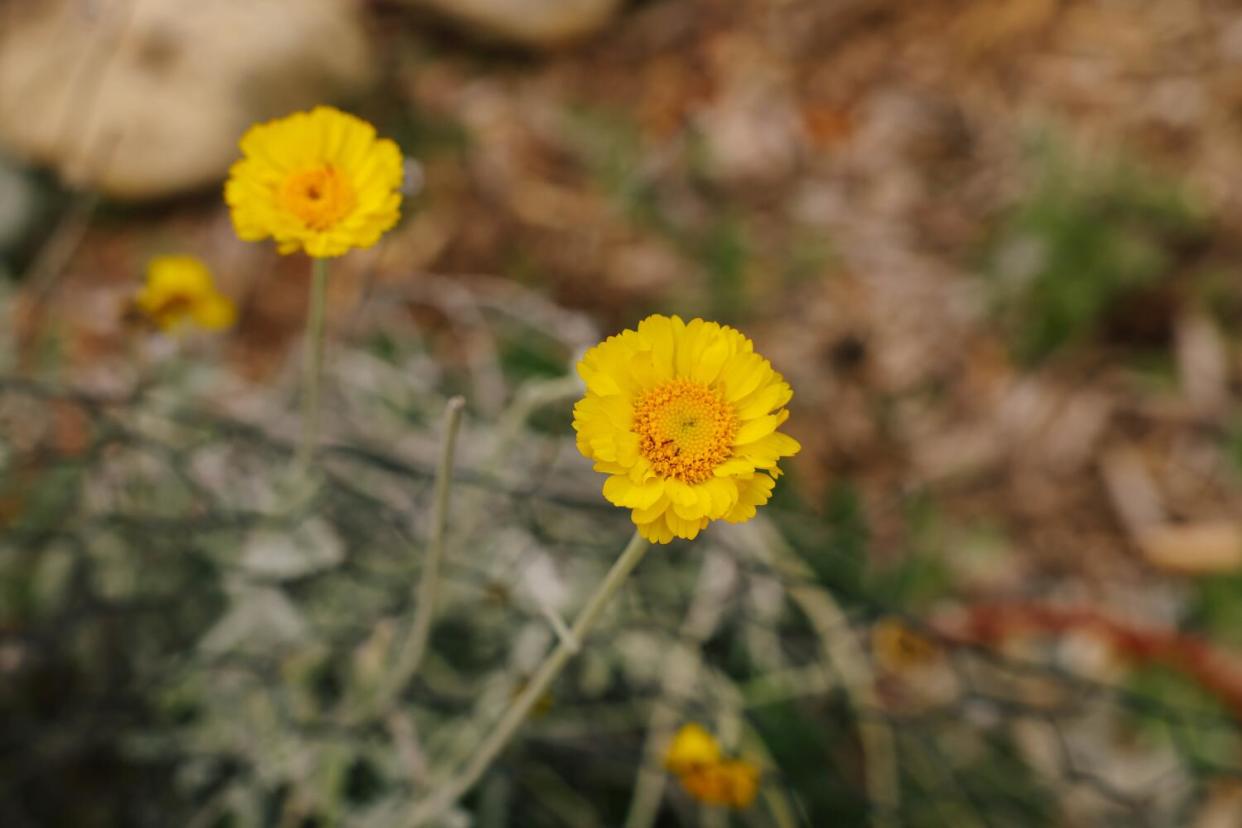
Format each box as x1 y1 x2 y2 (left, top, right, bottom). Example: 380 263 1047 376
603 475 666 510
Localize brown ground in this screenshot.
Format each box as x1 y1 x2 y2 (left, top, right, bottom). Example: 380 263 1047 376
16 0 1242 613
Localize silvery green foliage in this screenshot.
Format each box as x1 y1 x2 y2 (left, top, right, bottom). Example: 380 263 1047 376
3 295 1237 827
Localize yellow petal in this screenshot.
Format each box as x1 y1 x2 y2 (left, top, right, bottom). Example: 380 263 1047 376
736 432 801 467
664 479 699 508
665 511 705 540
723 474 776 523
664 724 721 774
700 477 738 519
734 410 788 445
638 514 675 544
603 475 665 510
637 314 678 380
632 496 669 524
718 352 770 402
672 495 709 522
192 295 237 331
734 381 792 421
714 458 757 477
675 318 708 378
690 334 731 385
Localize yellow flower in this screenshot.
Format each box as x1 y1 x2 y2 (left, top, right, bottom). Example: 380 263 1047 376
224 106 403 258
573 315 800 543
665 724 761 809
679 759 761 809
664 723 721 775
134 256 236 333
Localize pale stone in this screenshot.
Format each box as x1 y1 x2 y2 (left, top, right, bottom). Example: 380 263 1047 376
0 0 373 200
410 0 621 47
1139 522 1242 575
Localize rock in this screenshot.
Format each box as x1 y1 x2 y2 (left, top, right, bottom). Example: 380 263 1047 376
410 0 621 47
1100 447 1166 536
1139 522 1242 575
1175 311 1229 416
0 0 373 200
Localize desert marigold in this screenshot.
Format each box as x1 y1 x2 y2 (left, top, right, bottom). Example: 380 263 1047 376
134 255 235 333
679 759 761 809
664 724 761 809
664 723 722 775
224 106 403 258
573 315 800 543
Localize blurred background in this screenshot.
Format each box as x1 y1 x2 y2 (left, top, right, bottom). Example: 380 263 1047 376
5 0 1242 826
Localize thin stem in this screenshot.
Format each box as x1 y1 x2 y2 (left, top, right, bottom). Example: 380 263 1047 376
380 396 466 707
408 530 651 826
295 257 329 472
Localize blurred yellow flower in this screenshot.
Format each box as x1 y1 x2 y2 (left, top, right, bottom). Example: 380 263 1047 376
573 315 799 543
664 723 721 775
664 724 761 809
679 759 761 809
134 256 235 333
225 106 403 258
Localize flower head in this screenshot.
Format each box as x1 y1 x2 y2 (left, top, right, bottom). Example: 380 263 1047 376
679 759 761 809
225 106 403 258
134 256 235 333
664 724 760 810
573 315 799 543
664 723 722 775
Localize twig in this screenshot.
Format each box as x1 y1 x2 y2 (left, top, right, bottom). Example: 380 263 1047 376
487 375 582 473
539 603 579 653
374 273 599 353
407 530 651 826
388 710 431 785
736 662 835 709
380 396 466 705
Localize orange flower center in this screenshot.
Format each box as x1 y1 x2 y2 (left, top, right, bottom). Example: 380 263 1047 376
633 379 737 484
278 165 355 231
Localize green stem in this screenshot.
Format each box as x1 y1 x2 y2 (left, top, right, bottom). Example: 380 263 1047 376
408 530 652 826
295 257 329 472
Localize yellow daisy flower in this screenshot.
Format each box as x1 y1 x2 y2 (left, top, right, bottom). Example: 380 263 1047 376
679 759 761 809
665 723 761 809
134 255 236 333
664 723 722 775
224 106 403 258
573 315 800 543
